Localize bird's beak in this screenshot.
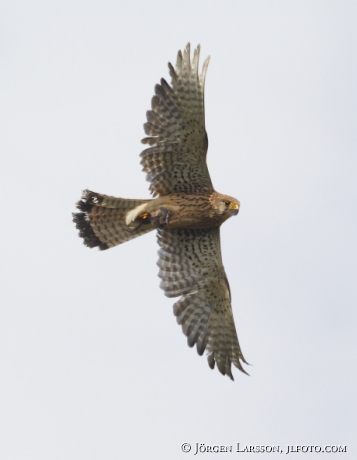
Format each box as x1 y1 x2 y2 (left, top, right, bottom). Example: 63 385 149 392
230 203 239 215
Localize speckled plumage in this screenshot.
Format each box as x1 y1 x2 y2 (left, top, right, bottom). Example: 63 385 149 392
141 44 212 196
157 227 247 379
73 44 248 380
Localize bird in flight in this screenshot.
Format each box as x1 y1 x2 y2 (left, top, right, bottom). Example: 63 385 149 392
73 44 248 380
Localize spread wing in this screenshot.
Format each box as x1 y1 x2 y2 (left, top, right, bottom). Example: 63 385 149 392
140 43 214 197
157 227 248 380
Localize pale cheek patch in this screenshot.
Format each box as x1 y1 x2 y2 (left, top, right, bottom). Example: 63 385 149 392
218 202 226 214
125 203 148 226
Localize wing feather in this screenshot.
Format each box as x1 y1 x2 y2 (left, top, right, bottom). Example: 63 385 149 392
141 43 213 197
157 227 248 380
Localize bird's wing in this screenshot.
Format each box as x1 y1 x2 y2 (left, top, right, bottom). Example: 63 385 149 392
140 43 214 197
157 227 248 379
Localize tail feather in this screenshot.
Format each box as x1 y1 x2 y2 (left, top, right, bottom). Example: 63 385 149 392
73 189 154 250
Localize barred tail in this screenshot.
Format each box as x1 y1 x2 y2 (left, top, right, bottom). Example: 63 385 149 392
72 189 154 250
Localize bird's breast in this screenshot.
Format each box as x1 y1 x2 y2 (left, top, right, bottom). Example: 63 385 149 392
161 193 222 229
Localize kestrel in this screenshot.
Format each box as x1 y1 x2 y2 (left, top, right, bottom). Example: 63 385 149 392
73 44 248 379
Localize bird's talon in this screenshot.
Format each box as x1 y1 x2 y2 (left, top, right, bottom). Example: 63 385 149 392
134 207 170 228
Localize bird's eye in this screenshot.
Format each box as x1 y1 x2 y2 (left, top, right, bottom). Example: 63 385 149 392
224 201 231 206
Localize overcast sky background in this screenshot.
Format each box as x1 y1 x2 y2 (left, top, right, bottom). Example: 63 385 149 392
1 1 356 459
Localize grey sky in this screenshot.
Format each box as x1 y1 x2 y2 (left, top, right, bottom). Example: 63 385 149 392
1 1 356 458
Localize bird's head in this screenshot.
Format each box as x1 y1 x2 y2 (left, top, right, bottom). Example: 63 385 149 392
215 193 240 219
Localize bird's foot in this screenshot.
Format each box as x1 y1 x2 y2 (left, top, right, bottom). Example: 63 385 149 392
137 207 170 228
